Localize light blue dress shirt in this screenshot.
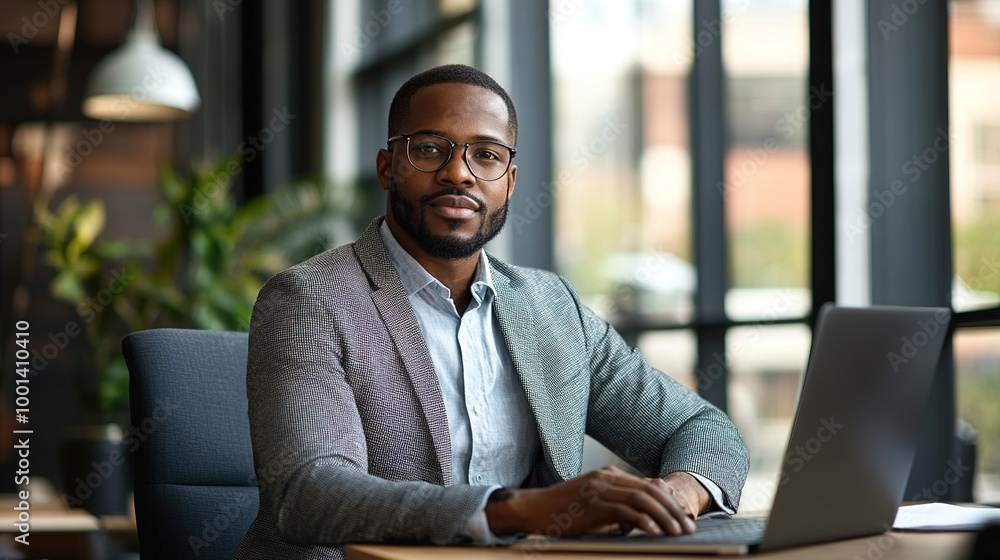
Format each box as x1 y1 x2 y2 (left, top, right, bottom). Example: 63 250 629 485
379 221 731 542
379 221 540 489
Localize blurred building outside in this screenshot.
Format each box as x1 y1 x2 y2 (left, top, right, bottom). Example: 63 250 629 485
553 0 1000 506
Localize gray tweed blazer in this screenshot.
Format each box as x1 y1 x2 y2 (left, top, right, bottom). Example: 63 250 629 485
234 217 748 559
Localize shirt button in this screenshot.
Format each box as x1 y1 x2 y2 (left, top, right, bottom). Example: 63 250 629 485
476 475 483 483
473 404 482 415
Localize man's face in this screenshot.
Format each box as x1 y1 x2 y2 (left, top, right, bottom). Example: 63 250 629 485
376 82 516 260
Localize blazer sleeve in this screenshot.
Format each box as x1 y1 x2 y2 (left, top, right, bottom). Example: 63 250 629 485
560 277 750 511
246 266 492 546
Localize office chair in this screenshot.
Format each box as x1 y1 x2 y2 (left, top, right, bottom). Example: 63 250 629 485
123 328 258 560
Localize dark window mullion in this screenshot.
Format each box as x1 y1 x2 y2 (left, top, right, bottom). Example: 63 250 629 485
809 0 836 328
691 0 729 410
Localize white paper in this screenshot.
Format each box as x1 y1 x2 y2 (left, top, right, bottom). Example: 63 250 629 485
893 503 1000 531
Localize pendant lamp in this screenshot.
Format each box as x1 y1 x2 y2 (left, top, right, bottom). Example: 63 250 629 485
82 0 200 121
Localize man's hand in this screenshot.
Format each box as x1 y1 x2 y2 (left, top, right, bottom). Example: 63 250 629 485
484 466 712 538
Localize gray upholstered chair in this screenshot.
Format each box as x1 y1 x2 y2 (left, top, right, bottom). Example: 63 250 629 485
122 328 258 560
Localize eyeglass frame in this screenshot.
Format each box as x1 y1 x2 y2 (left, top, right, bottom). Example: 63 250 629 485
386 133 517 181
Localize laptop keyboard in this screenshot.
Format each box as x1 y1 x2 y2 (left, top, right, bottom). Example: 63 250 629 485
582 516 767 545
642 516 768 544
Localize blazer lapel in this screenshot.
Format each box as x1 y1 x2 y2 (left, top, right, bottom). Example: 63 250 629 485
352 219 453 485
491 261 578 481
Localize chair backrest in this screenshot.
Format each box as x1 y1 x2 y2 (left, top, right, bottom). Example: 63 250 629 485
123 328 257 560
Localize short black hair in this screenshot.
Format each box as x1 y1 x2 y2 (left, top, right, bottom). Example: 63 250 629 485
387 64 517 144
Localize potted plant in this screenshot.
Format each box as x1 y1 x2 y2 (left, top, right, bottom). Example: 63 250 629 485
35 155 362 514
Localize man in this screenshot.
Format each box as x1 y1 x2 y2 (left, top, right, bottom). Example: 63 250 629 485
235 64 748 559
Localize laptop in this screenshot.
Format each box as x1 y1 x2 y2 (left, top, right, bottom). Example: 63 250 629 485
512 304 951 555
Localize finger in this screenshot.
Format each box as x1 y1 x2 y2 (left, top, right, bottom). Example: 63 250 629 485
649 483 698 534
602 503 663 536
594 475 696 535
590 522 628 535
595 486 684 536
650 477 699 518
628 477 698 534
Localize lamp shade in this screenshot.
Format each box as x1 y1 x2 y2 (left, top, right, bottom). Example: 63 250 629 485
82 2 200 121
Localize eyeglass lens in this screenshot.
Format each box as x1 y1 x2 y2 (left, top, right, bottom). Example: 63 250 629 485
406 134 511 180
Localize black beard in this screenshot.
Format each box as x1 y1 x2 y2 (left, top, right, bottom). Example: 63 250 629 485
388 181 509 259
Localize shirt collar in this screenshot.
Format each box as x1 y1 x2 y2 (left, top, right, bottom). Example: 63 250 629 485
379 218 495 302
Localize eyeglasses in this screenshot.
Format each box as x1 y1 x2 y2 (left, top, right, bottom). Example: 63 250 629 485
387 133 516 181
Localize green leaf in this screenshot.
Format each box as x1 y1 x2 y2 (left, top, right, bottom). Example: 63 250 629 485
56 196 82 222
74 201 106 248
42 249 67 270
34 203 57 233
160 164 186 204
70 255 101 278
95 239 151 260
98 358 130 414
51 270 86 303
38 196 81 247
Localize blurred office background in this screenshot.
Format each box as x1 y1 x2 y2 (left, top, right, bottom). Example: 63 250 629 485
0 0 999 547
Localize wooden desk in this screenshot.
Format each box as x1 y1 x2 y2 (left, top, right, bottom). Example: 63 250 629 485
0 501 138 559
0 507 101 533
346 531 975 560
0 505 101 559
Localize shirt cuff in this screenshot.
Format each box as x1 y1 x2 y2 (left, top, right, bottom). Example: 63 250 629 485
687 471 735 516
462 485 503 545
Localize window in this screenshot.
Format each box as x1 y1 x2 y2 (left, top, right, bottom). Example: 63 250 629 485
955 328 1000 502
552 0 693 323
327 0 989 506
950 0 1000 502
950 1 1000 312
553 0 810 502
723 1 810 321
